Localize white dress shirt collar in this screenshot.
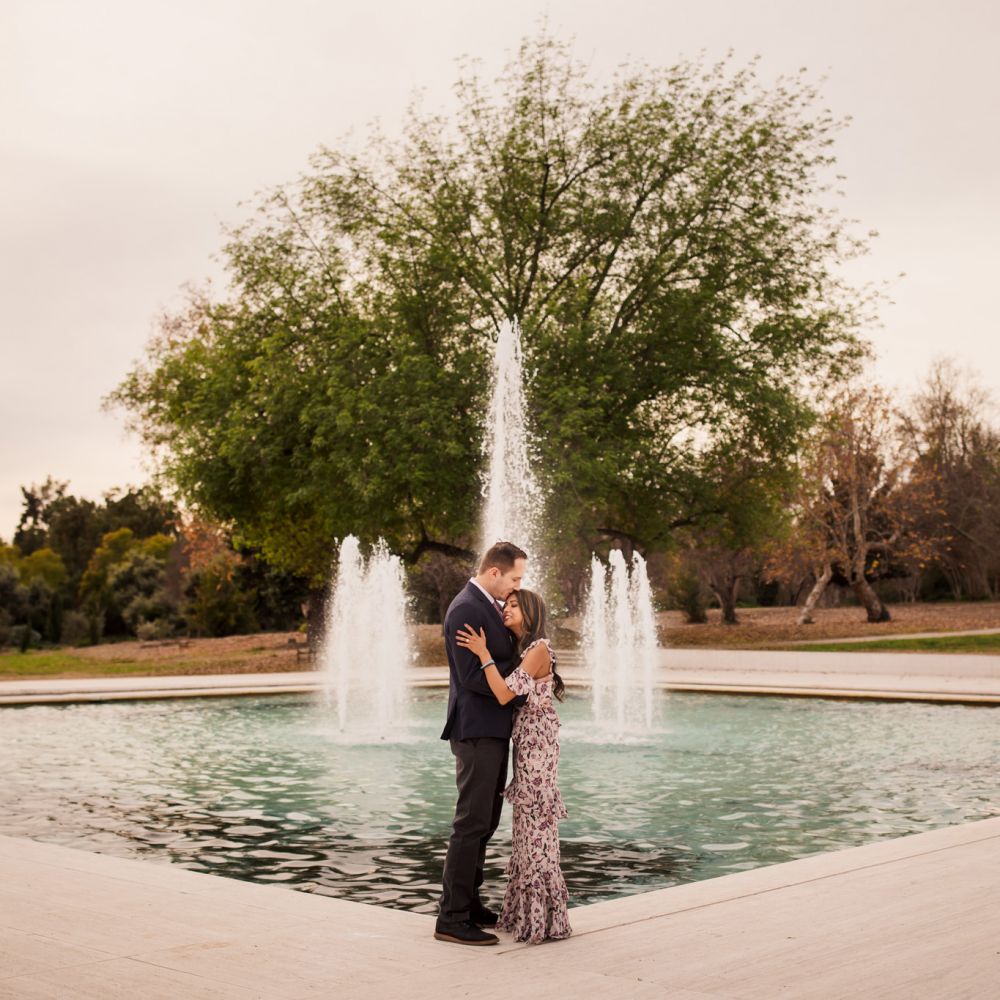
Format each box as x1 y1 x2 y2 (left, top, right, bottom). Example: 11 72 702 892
469 577 503 614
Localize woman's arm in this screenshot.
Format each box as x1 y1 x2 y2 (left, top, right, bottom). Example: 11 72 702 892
482 663 517 705
455 624 517 705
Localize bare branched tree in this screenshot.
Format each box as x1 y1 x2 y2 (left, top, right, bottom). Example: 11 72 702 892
782 387 944 624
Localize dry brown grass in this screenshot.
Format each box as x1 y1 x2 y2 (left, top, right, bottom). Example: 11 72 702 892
653 602 1000 648
64 632 308 674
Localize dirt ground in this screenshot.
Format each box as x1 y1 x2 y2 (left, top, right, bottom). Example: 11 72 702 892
42 628 453 674
46 632 312 676
8 600 996 680
651 602 1000 648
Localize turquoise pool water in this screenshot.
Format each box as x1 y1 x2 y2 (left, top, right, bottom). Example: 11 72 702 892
1 691 996 912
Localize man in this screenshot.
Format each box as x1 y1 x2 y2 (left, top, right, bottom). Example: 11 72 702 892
435 541 527 946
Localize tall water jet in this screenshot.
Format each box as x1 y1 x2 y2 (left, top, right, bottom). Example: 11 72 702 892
480 319 542 565
584 550 659 735
320 535 411 736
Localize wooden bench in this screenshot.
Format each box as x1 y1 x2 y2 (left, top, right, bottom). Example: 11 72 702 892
287 638 315 663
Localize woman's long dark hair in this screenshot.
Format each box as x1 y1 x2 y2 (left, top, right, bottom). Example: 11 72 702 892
511 588 564 701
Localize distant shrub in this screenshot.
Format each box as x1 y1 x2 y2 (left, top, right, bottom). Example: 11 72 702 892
12 625 41 651
60 610 91 646
184 553 257 637
136 619 177 641
672 569 708 624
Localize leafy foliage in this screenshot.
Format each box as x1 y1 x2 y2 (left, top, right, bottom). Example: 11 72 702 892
109 549 177 635
19 548 69 592
183 552 258 637
2 483 309 644
79 529 177 634
112 36 868 590
12 478 178 597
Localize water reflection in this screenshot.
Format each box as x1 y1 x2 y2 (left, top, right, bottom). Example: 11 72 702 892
1 691 997 912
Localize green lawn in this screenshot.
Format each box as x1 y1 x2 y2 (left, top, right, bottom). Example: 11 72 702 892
0 643 299 679
0 650 153 678
0 650 277 679
789 633 1000 654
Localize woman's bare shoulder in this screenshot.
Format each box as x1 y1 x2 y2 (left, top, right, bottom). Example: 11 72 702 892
520 639 552 678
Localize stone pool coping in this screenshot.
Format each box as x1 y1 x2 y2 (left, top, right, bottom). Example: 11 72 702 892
3 647 1000 705
2 817 997 997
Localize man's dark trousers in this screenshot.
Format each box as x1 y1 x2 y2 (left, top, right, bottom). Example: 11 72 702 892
439 736 508 922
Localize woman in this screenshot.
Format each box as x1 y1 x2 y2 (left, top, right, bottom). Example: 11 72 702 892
455 588 571 944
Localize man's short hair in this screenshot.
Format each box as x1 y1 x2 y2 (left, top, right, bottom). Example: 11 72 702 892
479 541 527 574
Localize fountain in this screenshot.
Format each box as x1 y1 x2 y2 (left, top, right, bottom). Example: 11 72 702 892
318 317 659 740
584 550 659 736
480 318 543 572
320 535 412 736
478 317 659 732
318 320 538 736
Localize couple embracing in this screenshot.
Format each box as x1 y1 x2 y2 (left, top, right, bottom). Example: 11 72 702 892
435 541 571 947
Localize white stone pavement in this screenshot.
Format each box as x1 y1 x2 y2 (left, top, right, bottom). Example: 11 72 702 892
3 646 1000 705
1 818 998 998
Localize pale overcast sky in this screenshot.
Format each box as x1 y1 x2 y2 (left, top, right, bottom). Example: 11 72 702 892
2 0 998 537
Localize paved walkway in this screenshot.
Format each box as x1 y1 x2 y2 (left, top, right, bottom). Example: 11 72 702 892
2 818 997 998
4 647 1000 705
650 647 1000 703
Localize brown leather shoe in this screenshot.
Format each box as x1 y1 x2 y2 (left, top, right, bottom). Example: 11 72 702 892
434 920 499 946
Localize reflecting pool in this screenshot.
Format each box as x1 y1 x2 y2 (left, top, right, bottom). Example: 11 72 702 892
1 691 996 912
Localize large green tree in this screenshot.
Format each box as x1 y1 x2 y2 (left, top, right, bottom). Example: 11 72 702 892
113 37 868 587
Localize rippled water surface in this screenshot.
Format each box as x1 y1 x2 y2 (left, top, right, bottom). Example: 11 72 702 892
1 692 997 912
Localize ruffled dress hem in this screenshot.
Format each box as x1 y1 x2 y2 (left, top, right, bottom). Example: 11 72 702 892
497 869 572 944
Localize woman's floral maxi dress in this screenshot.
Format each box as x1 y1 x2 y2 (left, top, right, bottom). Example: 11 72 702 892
497 638 572 943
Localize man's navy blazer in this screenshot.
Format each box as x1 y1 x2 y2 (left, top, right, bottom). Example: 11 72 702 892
440 581 519 741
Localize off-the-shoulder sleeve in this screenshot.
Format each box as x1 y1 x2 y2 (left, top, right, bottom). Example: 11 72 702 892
523 638 553 659
520 638 554 674
505 667 533 696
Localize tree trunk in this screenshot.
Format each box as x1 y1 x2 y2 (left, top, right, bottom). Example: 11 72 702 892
304 586 327 649
798 564 832 625
596 529 638 563
942 565 964 601
709 576 740 625
852 575 891 622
